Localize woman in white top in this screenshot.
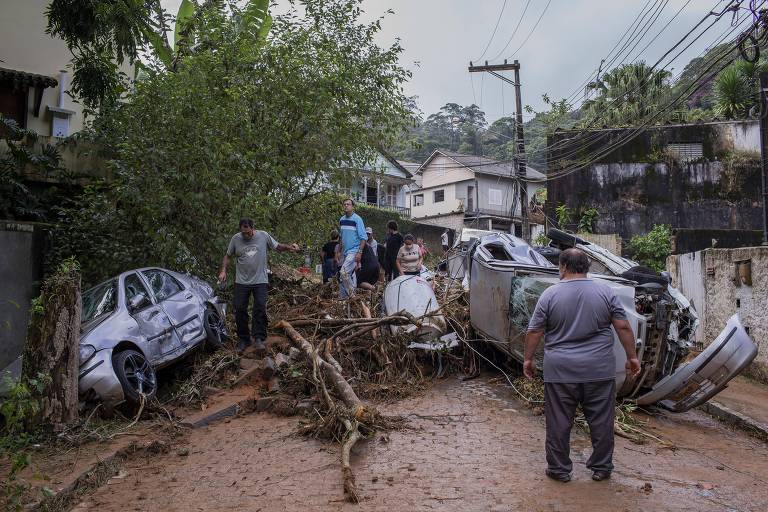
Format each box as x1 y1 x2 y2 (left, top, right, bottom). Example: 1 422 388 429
396 234 423 276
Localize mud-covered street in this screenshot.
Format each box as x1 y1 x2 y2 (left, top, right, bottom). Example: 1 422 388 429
71 376 768 512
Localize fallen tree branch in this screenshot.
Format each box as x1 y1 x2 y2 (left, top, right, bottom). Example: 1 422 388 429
277 320 369 502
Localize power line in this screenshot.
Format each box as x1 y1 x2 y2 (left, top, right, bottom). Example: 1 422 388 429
486 0 535 62
630 0 695 63
474 0 510 62
444 5 752 176
507 0 554 59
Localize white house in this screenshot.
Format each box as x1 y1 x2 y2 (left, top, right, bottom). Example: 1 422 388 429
409 150 545 237
346 150 414 217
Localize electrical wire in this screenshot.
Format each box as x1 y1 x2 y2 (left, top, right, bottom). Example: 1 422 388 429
486 0 535 63
507 0 554 59
474 0 510 63
450 3 749 174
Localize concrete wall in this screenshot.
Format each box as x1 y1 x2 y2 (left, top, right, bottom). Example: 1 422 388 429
578 233 623 256
0 222 47 370
548 121 763 240
410 183 464 218
475 174 517 215
411 213 466 234
667 247 768 383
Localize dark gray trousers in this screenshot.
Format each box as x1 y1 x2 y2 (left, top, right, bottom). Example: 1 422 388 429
544 379 616 476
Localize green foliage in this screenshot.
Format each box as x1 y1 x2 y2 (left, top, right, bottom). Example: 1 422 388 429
713 65 751 118
577 207 599 234
712 59 768 119
0 116 74 221
0 372 49 458
532 232 548 246
555 203 572 229
46 0 274 111
628 224 671 272
50 0 411 286
581 62 672 127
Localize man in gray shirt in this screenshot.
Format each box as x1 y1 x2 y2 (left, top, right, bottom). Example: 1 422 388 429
525 248 641 483
219 218 299 353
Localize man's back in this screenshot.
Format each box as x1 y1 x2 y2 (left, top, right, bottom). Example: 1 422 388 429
528 278 626 383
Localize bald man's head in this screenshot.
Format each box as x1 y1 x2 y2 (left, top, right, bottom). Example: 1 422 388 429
558 248 590 275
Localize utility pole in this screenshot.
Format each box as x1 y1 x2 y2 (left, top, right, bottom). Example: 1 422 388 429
468 59 529 240
759 72 768 245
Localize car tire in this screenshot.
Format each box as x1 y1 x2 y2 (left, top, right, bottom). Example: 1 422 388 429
204 306 229 350
113 349 157 405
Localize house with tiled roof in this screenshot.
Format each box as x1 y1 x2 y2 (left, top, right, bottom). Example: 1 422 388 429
408 149 545 236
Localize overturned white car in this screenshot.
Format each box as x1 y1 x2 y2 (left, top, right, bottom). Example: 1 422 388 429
467 230 757 412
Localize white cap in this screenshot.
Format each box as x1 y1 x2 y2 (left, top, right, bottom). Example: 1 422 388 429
365 227 373 234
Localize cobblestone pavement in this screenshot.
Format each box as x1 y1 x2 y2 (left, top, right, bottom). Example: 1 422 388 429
74 376 768 512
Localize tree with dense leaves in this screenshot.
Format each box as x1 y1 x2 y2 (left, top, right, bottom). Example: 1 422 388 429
51 0 411 285
45 0 271 111
581 62 672 127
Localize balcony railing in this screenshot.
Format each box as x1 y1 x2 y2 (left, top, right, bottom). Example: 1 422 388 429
363 201 411 218
464 207 516 219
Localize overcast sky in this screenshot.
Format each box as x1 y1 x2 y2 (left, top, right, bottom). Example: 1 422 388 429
162 0 737 122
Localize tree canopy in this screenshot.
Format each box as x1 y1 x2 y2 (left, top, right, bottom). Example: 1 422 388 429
51 0 411 285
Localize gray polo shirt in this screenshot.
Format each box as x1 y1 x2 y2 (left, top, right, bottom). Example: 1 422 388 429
527 278 627 383
227 231 279 285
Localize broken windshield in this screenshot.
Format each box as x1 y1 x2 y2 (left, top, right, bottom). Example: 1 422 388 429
81 279 118 324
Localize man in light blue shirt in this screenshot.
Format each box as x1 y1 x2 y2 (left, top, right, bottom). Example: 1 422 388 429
338 198 367 298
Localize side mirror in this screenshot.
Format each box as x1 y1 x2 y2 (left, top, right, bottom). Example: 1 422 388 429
128 293 149 311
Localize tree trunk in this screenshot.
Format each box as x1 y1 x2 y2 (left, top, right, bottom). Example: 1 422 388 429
21 261 81 429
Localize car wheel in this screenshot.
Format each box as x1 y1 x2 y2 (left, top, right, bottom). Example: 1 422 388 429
113 349 157 405
204 307 229 350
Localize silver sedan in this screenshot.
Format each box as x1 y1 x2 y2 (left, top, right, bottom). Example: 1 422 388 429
78 267 228 409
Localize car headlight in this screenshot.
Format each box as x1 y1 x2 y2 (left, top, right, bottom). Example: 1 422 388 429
79 344 96 365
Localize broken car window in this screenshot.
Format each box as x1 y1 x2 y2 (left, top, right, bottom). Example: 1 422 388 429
142 270 183 302
81 279 118 323
124 273 152 309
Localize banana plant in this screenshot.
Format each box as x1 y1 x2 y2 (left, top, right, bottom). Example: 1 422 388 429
141 0 272 71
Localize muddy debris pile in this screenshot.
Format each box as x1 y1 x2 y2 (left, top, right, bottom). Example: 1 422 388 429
256 271 469 502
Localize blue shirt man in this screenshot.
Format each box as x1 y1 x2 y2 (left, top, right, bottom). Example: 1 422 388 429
338 198 367 298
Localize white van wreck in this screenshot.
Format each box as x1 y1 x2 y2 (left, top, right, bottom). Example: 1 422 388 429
467 230 757 412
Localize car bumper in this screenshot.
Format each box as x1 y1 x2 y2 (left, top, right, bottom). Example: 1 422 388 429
636 314 758 412
78 348 124 406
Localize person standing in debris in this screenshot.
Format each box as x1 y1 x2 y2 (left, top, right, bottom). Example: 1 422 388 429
366 227 386 282
320 230 340 284
441 229 450 254
524 248 641 483
384 220 403 281
356 235 380 290
396 234 423 276
219 218 300 353
339 198 367 298
416 237 429 258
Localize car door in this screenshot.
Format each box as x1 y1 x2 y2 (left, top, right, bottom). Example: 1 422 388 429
123 272 181 363
141 269 205 347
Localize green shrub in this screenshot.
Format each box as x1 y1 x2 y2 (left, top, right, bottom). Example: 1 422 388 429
628 225 671 272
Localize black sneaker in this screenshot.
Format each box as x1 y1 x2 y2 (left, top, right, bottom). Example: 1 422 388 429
592 471 611 481
545 469 571 483
252 337 267 352
236 338 251 354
